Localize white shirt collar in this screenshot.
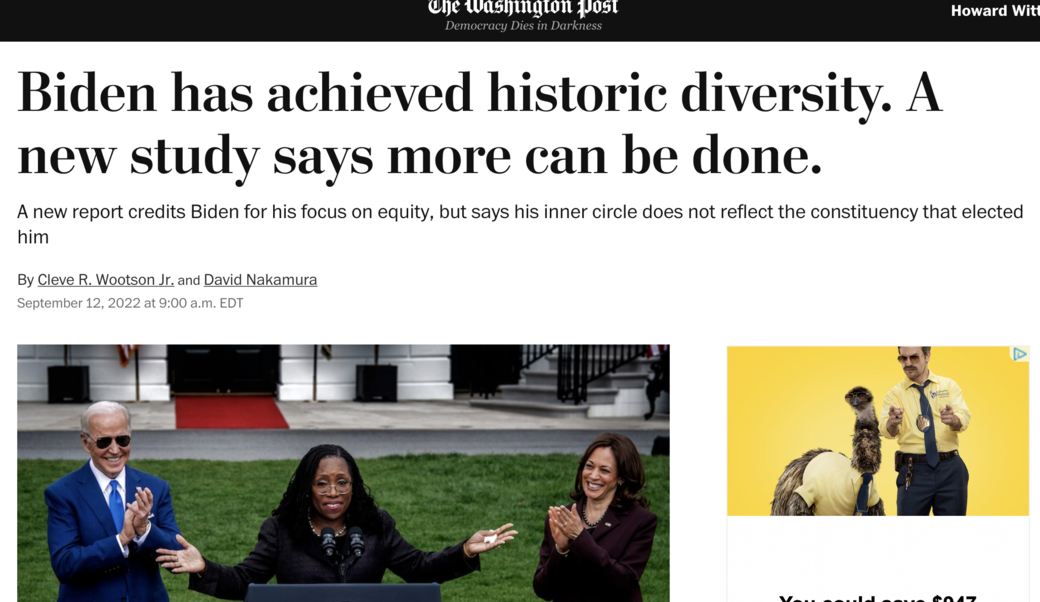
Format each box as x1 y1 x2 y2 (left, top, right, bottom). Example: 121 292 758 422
86 459 126 497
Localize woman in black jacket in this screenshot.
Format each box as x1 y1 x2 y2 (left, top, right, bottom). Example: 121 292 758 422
158 444 515 600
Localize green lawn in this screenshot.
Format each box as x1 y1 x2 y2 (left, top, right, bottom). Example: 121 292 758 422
19 454 669 602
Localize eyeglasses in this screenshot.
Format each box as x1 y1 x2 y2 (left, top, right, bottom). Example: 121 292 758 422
897 354 923 364
85 434 131 448
313 479 353 495
845 392 870 403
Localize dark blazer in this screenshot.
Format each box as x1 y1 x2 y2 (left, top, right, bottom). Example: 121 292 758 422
533 501 657 602
46 462 183 602
189 509 480 600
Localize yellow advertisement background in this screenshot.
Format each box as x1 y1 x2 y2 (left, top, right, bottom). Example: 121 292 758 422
727 347 1028 516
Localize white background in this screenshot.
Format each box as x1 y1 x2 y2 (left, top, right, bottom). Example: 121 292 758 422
4 42 1036 600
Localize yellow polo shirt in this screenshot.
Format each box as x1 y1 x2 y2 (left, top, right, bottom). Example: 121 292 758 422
881 372 971 454
793 451 880 516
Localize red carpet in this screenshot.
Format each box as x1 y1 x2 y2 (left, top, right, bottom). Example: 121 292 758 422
175 396 288 429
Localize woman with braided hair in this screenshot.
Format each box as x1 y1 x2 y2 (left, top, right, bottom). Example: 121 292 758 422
157 444 516 599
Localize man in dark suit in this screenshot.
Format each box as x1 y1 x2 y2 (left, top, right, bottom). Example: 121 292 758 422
46 401 182 602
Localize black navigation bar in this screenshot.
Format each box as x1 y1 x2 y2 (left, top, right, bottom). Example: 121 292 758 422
8 2 1040 41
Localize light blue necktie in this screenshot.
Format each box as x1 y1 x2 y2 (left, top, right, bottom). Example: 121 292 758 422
912 382 940 468
108 480 124 532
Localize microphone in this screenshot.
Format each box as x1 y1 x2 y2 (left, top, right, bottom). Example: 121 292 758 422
320 527 337 558
348 526 365 558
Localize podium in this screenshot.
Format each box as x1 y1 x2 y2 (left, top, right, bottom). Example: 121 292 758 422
243 583 441 602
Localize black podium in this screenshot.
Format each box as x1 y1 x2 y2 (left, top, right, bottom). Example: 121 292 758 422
244 583 441 602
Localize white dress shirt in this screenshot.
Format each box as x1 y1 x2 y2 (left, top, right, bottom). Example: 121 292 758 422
86 460 151 556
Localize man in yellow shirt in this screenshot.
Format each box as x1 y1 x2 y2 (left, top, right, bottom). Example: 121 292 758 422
881 346 971 515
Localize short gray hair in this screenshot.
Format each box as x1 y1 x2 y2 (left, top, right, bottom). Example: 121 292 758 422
80 401 131 436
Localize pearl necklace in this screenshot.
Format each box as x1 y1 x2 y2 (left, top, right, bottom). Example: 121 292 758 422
310 519 346 537
308 509 347 537
582 501 604 528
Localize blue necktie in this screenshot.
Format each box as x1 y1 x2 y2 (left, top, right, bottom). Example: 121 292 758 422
108 480 124 532
912 382 940 468
855 472 873 515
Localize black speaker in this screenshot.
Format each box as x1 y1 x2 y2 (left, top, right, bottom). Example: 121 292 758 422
48 366 91 404
355 365 397 402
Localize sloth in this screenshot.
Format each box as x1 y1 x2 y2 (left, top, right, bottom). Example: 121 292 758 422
770 386 885 516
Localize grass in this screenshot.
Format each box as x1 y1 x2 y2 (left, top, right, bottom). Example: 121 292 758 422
19 454 669 602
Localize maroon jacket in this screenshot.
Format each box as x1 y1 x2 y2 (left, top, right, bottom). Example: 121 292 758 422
533 501 657 602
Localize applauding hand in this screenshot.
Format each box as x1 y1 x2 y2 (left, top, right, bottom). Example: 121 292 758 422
548 505 582 553
127 487 153 536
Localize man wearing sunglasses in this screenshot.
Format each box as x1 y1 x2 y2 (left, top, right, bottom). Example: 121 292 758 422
45 401 183 602
881 347 972 515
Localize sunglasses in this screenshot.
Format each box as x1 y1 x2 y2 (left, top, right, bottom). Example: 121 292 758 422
845 392 871 404
897 355 923 364
85 434 131 448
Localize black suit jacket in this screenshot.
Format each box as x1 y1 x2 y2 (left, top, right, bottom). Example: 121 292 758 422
190 509 479 600
533 502 657 602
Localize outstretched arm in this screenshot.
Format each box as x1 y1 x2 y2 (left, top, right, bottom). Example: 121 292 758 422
171 520 280 600
383 511 487 584
880 389 905 438
940 381 971 432
157 533 204 573
462 523 517 556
